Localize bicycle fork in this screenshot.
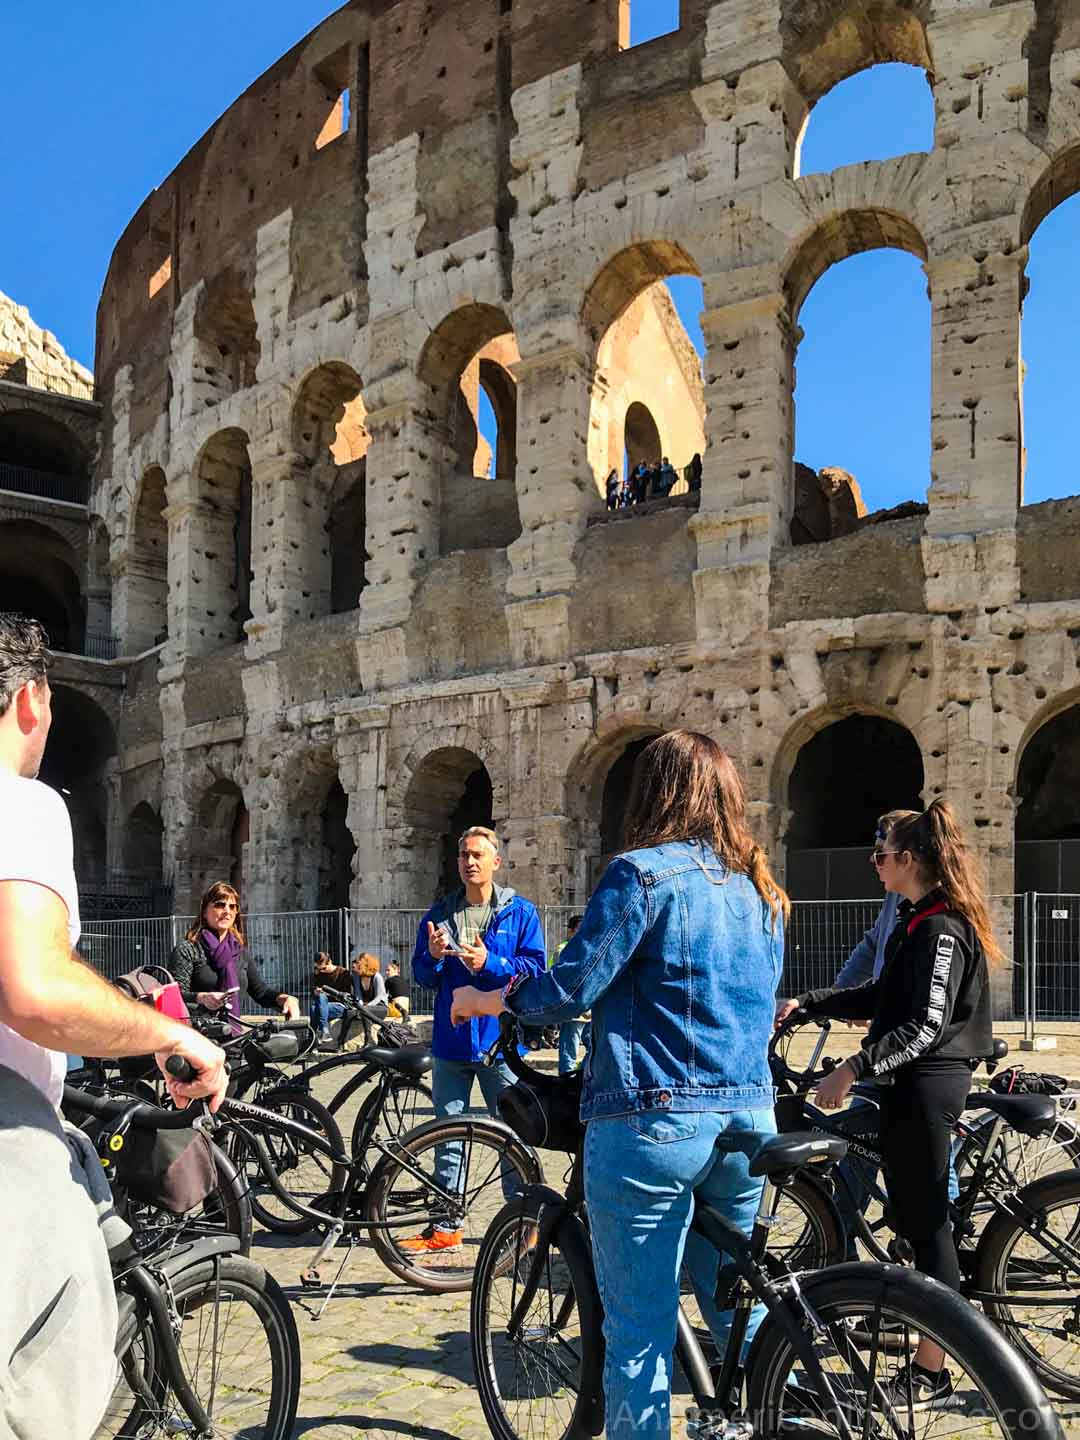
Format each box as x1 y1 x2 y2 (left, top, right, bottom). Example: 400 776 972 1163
125 1262 217 1437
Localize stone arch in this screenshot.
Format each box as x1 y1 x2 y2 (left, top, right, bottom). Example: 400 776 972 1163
192 270 260 401
780 709 925 898
582 243 705 494
783 208 928 323
191 428 252 651
126 466 168 651
292 362 369 616
623 401 662 473
399 747 496 906
418 305 523 553
0 409 90 503
565 724 665 894
780 1 934 110
794 61 934 180
122 802 164 885
275 744 358 912
189 776 248 905
39 685 117 886
1013 692 1080 891
0 518 84 654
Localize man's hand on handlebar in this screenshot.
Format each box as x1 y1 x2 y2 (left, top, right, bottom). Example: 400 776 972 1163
155 1027 229 1112
451 984 507 1026
277 994 300 1021
774 997 800 1029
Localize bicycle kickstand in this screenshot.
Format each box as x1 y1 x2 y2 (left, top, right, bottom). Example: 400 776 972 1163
300 1218 345 1292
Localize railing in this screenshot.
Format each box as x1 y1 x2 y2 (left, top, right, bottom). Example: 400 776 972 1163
80 633 120 661
0 461 89 505
75 895 1080 1035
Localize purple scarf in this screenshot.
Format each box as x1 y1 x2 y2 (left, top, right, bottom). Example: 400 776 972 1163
201 928 243 1027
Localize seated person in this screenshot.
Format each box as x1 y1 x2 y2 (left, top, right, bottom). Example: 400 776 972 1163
309 951 354 1041
385 958 411 1019
350 952 389 1046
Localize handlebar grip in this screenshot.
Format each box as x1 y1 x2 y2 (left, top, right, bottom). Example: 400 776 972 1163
165 1055 199 1083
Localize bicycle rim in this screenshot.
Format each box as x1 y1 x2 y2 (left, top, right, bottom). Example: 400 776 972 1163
352 1076 433 1160
93 1255 299 1440
473 1203 586 1440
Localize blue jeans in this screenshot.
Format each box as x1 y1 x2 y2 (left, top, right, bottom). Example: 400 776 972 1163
835 1091 960 1259
310 995 345 1031
431 1057 517 1231
585 1106 777 1440
558 1020 591 1075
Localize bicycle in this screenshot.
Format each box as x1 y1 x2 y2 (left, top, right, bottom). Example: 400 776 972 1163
63 1084 300 1440
165 1054 544 1295
770 1010 1080 1399
469 1015 1066 1440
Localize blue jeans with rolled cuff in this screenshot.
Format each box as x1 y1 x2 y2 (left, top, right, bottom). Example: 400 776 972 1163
430 1057 519 1231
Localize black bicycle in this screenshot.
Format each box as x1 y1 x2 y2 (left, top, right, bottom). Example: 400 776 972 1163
469 1016 1066 1440
770 1010 1080 1400
64 1084 300 1440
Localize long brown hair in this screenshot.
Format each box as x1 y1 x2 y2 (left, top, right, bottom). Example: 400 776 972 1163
888 800 1005 969
186 880 246 946
622 730 789 926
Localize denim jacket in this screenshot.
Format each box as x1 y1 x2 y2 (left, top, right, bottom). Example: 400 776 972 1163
506 841 783 1120
412 883 546 1063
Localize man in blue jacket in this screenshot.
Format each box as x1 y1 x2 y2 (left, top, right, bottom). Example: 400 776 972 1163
404 825 545 1251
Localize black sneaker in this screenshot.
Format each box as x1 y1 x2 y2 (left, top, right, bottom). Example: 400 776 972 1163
880 1362 956 1412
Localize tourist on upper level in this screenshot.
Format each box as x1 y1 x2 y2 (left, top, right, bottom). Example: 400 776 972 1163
687 451 703 493
657 456 678 496
605 468 620 510
630 462 650 504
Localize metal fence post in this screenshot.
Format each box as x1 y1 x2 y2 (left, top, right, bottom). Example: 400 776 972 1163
1024 891 1037 1047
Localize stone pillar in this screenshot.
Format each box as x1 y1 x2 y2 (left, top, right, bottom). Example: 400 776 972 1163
691 288 795 645
504 347 593 665
336 707 391 909
924 247 1024 611
245 446 331 657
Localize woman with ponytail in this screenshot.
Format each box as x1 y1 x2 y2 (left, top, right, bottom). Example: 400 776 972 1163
777 798 997 1408
452 731 788 1440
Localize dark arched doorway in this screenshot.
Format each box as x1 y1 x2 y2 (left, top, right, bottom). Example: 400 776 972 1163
786 714 924 899
1016 706 1080 891
402 748 495 905
319 779 356 912
38 686 116 887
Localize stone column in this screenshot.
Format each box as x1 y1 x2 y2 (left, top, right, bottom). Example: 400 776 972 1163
336 707 392 909
924 247 1024 611
245 445 331 657
504 346 593 666
691 288 795 646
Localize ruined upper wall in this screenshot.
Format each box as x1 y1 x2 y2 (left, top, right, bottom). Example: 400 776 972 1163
0 291 93 399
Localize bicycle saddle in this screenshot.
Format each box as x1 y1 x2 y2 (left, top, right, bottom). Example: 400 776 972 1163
963 1091 1057 1136
749 1131 848 1178
364 1042 433 1078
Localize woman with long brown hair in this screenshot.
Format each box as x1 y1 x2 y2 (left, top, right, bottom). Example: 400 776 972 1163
452 730 787 1440
170 880 299 1029
777 798 998 1408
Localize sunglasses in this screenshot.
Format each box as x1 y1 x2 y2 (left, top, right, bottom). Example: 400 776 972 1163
870 849 903 867
211 900 238 910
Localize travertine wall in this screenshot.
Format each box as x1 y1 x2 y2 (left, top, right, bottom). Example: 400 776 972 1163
0 292 93 399
62 0 1080 992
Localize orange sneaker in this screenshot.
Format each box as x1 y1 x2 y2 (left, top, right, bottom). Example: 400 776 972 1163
398 1226 463 1253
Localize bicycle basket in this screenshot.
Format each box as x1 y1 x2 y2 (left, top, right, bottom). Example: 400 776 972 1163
377 1018 421 1048
498 1069 585 1152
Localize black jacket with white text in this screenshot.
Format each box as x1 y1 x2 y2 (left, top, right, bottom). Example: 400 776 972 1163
797 890 993 1081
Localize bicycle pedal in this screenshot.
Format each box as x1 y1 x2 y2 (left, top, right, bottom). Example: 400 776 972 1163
685 1407 752 1440
300 1268 323 1289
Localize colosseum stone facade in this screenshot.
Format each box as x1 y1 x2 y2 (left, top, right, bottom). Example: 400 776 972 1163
8 1 1080 993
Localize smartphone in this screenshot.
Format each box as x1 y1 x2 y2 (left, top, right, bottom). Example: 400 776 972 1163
438 925 466 956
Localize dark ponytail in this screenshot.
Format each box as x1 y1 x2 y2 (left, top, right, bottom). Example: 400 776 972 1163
889 800 1005 969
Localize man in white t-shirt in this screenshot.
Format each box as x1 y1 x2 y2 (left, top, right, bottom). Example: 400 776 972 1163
0 613 229 1438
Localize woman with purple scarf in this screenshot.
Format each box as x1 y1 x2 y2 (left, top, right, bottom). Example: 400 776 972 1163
169 881 299 1029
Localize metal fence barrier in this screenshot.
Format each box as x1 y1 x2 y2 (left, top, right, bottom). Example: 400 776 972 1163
77 893 1080 1033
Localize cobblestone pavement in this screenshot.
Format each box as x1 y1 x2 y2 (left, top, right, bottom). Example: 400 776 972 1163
249 1052 1080 1438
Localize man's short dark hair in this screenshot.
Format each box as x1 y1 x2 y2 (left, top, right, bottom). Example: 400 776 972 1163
568 914 583 932
0 614 51 719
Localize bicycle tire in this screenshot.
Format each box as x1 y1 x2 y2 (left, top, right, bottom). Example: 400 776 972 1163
974 1168 1080 1400
471 1192 603 1440
366 1115 543 1292
234 1089 347 1236
98 1253 301 1439
351 1074 434 1163
956 1111 1080 1189
745 1261 1064 1440
766 1169 846 1272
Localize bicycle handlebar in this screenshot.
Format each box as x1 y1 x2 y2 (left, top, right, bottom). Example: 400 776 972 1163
63 1082 205 1129
483 1010 549 1085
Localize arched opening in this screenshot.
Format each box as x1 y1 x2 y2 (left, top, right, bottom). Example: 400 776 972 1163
293 362 369 617
566 728 664 896
0 520 84 654
192 429 252 651
1015 705 1080 891
318 778 356 912
785 713 924 899
126 466 168 650
795 63 934 179
401 748 495 905
418 306 522 553
1020 155 1080 506
600 735 656 856
39 686 116 888
623 401 662 475
192 272 259 402
624 0 679 47
190 778 247 904
0 411 89 504
122 802 164 884
787 216 930 540
583 244 705 502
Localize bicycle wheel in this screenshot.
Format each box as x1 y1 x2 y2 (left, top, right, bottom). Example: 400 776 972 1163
367 1116 543 1292
471 1194 601 1440
956 1114 1080 1247
233 1090 347 1236
974 1169 1080 1400
746 1262 1063 1440
94 1254 300 1439
351 1074 434 1163
125 1140 254 1257
766 1171 846 1271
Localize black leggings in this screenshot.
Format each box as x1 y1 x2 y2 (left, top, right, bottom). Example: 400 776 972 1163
878 1059 972 1291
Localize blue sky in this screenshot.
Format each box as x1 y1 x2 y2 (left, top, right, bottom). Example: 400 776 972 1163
1 1 1073 507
